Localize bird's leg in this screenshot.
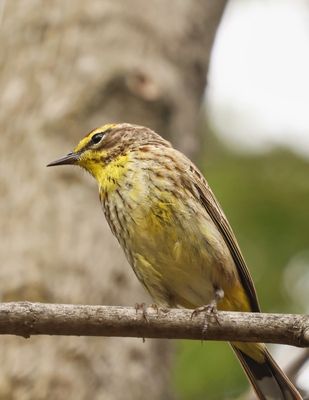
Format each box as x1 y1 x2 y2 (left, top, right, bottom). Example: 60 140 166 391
191 288 224 317
191 288 224 333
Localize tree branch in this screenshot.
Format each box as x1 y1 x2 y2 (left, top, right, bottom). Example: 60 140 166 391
0 302 308 346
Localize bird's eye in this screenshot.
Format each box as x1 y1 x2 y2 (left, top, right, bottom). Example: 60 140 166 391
91 133 104 145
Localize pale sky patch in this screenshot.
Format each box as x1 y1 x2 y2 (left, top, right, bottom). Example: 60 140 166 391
206 0 309 158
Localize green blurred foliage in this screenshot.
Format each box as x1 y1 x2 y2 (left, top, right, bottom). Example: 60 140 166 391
173 125 309 399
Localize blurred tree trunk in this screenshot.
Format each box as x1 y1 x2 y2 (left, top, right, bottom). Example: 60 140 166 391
0 0 226 399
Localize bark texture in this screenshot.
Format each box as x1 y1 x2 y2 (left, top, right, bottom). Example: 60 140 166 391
0 303 308 347
0 1 226 399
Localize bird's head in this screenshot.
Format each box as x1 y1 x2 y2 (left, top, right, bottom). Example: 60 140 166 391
47 123 170 184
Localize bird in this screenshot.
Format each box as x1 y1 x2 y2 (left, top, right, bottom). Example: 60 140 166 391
47 123 302 400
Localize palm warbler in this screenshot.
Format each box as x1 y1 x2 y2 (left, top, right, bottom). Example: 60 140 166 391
48 123 301 400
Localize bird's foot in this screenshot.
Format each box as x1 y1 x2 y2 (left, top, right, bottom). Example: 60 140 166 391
135 302 149 322
191 289 224 335
134 302 160 321
149 303 159 314
191 302 217 318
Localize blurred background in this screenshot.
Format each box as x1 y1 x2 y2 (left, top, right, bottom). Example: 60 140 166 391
0 0 308 399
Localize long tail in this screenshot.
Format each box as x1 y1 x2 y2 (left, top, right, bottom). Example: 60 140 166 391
231 343 302 399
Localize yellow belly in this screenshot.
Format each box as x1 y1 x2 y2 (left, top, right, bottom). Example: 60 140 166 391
102 164 252 313
124 195 250 311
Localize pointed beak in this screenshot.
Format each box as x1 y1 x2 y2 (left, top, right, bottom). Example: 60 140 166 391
46 152 80 167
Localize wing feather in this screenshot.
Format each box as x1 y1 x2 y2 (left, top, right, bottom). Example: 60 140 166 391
190 167 260 312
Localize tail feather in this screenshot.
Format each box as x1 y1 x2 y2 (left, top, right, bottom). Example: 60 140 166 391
232 344 302 400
